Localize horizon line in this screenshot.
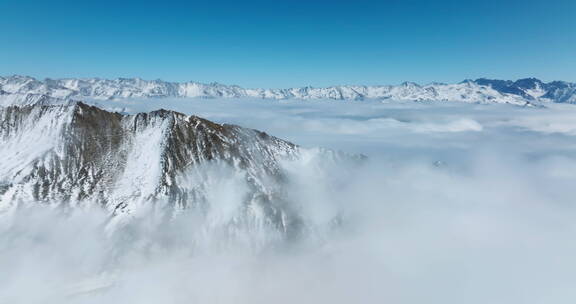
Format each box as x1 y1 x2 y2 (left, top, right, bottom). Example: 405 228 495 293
1 74 570 90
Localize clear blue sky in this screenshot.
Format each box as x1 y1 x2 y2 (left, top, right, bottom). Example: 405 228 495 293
1 0 575 87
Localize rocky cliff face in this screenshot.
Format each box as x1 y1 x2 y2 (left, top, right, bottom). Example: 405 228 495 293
1 102 350 236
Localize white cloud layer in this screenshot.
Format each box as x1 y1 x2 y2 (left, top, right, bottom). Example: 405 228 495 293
2 98 576 303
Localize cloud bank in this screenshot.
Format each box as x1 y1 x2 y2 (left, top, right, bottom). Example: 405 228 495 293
1 98 576 303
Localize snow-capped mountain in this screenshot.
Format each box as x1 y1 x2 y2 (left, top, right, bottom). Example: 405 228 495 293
0 102 356 235
1 75 575 105
471 78 576 103
0 90 65 107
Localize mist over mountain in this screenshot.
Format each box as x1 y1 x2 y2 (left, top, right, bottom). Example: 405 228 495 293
2 75 576 106
2 87 576 303
2 0 575 301
0 102 359 239
1 74 575 304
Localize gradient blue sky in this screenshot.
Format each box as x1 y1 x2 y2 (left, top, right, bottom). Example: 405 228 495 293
1 0 575 87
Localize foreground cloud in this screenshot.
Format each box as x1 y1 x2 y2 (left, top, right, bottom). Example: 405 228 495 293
1 98 575 304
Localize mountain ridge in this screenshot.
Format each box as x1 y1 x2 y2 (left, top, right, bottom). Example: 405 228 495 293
1 101 360 236
1 75 575 105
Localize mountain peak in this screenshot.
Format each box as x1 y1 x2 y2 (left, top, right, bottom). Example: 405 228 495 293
513 77 544 89
1 102 326 235
400 81 421 87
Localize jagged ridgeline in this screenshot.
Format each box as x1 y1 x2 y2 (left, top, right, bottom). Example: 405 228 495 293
2 75 576 105
0 102 359 236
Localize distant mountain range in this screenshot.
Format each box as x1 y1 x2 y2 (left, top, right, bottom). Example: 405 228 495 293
1 76 575 106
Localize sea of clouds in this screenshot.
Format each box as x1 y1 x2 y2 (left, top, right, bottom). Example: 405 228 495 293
1 98 576 303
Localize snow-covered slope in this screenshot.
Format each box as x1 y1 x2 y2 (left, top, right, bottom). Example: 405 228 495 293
1 75 575 105
0 90 66 107
472 78 576 104
0 102 356 236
